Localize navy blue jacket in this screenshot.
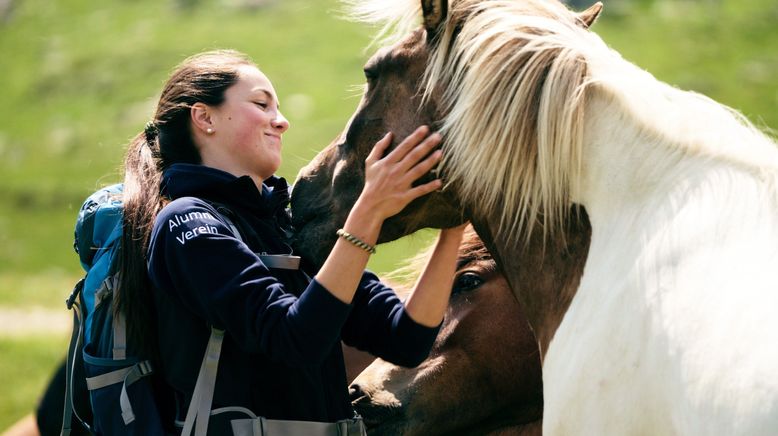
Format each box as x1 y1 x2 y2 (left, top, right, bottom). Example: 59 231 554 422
146 164 440 428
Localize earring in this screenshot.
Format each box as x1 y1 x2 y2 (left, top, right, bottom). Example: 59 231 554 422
206 128 214 134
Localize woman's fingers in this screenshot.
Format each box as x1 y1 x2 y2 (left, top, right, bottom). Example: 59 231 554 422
404 179 443 202
405 149 443 183
360 126 445 220
397 131 442 175
366 132 393 164
384 125 430 163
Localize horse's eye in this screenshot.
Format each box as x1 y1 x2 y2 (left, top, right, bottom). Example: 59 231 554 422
364 67 378 82
452 272 484 294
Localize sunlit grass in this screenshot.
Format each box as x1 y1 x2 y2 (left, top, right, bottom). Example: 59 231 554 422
0 0 776 429
0 334 70 431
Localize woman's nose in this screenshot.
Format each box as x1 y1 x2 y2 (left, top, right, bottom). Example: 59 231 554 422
273 111 290 133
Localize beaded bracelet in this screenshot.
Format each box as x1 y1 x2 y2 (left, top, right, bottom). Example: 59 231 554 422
336 229 377 254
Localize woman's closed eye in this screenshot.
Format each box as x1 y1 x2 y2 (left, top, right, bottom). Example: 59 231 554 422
254 101 269 109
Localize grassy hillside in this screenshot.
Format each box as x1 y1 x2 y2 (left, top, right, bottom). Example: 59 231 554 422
0 0 776 429
0 0 379 303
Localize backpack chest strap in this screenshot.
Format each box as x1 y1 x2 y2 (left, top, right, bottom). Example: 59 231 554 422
219 213 301 271
255 253 300 270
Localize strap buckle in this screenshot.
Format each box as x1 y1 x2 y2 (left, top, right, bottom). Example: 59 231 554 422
65 278 85 310
337 416 366 436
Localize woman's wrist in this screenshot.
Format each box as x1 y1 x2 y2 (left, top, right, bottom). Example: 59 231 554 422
343 198 383 245
439 225 467 243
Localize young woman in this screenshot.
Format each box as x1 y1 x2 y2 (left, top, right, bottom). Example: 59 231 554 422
120 49 464 434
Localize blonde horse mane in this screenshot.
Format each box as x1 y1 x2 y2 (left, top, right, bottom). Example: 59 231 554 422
349 0 598 244
432 0 598 245
347 0 778 245
342 0 421 46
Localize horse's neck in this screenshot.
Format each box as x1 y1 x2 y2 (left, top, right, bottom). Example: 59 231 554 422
574 59 778 207
575 87 778 294
473 215 590 360
471 221 557 355
547 87 778 409
573 89 687 223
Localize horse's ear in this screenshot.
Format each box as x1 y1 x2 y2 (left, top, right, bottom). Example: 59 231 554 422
577 2 603 29
422 0 448 41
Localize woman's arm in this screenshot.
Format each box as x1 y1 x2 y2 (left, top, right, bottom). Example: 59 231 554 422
403 224 467 327
315 126 443 303
338 226 467 367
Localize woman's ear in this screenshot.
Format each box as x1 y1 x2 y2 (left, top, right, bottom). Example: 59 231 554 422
190 102 215 135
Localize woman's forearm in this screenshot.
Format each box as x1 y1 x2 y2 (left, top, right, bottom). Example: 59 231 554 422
314 201 382 304
403 227 465 327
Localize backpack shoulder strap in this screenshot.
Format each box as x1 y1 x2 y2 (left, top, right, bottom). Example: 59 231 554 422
218 212 244 244
62 279 91 435
181 327 225 436
209 202 302 271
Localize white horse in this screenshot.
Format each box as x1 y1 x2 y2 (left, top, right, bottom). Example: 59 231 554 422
432 2 778 434
437 1 778 434
293 0 778 433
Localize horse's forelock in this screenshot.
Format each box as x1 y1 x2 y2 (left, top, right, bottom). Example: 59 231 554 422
343 0 422 47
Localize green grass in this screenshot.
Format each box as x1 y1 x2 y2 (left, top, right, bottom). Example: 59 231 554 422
0 334 70 430
0 0 377 278
0 0 776 429
596 0 778 131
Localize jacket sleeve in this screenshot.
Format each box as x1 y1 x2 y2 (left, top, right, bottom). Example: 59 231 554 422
340 271 442 368
146 197 352 367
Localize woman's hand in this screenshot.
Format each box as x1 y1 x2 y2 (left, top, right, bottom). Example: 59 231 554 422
315 126 444 304
352 126 443 226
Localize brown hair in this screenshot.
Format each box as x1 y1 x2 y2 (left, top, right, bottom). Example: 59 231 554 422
118 49 255 357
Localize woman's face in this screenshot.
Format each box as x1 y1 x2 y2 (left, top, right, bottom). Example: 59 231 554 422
209 65 289 181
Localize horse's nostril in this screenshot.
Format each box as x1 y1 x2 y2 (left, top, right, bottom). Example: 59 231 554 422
349 383 365 402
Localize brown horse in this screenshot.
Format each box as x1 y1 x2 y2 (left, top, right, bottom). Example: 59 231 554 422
289 0 595 433
347 227 543 435
290 0 597 361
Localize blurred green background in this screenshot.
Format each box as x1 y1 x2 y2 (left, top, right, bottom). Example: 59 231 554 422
0 0 776 430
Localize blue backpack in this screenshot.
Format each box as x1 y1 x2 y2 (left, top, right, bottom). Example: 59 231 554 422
63 184 319 436
63 184 165 435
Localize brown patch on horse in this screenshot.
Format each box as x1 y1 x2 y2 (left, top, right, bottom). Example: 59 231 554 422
350 228 543 435
422 0 447 41
473 208 591 359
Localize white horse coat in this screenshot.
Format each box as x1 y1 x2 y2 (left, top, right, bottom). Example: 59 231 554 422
542 50 778 434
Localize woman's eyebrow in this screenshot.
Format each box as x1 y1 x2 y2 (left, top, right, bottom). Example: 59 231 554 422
252 88 280 109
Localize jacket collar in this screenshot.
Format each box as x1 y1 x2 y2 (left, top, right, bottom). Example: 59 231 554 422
161 163 290 216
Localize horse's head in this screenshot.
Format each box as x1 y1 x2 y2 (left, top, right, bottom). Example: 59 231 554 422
291 0 603 267
290 14 458 267
349 227 542 434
